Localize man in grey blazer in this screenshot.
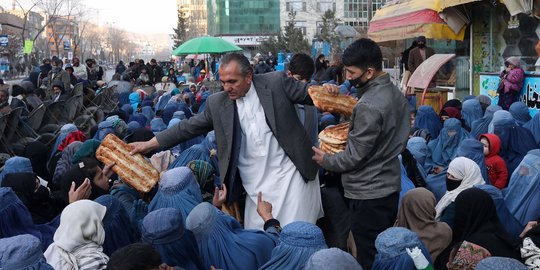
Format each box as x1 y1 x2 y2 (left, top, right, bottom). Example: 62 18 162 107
130 53 334 229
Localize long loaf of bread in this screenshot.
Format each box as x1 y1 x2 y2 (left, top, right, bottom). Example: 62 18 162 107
95 134 159 193
308 86 357 116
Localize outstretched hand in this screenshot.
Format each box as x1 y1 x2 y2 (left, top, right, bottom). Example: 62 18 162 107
257 192 274 222
129 137 160 155
213 184 227 209
312 146 326 166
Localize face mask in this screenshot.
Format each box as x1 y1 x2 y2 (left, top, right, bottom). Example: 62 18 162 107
52 66 61 73
349 70 369 89
33 185 50 203
418 43 426 49
446 177 462 191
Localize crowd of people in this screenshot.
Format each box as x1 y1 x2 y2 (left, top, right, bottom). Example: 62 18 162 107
0 37 539 270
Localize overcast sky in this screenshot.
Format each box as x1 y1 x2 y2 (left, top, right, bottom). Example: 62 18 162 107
1 0 178 34
85 0 177 34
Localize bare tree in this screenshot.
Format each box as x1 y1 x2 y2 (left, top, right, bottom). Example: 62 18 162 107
13 0 69 49
105 26 127 63
80 25 102 60
71 6 94 59
46 0 84 58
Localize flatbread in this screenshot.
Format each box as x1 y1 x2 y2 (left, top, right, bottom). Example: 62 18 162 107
95 134 159 193
308 86 357 116
319 122 350 145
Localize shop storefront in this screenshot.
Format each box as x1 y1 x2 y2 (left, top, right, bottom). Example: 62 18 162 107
472 1 539 115
370 0 539 107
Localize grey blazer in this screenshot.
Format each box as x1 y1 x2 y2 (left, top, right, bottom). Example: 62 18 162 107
156 71 319 200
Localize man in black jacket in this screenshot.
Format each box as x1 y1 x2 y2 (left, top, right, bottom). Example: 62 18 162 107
147 59 164 85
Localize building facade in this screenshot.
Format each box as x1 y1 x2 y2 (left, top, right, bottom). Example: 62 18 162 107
207 0 280 36
5 9 44 39
279 0 385 41
177 0 208 38
46 16 78 58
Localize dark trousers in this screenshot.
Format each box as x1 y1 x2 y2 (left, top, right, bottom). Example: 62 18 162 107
349 193 399 270
318 186 350 250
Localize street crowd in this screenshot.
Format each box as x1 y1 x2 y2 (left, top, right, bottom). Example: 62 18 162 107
0 38 538 270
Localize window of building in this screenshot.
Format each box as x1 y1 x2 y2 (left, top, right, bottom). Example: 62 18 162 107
317 2 336 12
286 1 307 12
344 0 385 19
286 20 307 35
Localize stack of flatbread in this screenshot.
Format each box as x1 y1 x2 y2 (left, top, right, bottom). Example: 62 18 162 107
308 85 357 117
95 134 159 193
319 122 350 154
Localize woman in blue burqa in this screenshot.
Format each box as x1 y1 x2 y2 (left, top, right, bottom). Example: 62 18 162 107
413 105 441 139
490 110 537 177
186 202 277 270
503 149 540 227
470 105 502 139
461 99 483 131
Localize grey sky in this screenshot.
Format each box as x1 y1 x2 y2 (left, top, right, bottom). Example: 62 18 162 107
0 0 178 35
85 0 177 34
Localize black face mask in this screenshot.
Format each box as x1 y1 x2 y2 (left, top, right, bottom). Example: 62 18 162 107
32 185 50 203
446 177 462 191
349 70 369 89
418 43 426 49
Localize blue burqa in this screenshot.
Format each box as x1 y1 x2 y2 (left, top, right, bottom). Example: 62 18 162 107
426 118 472 171
148 167 202 220
509 101 531 126
372 227 432 270
474 184 523 241
503 150 540 227
456 139 489 184
259 221 326 270
470 105 501 139
523 112 540 146
492 112 537 177
186 202 277 270
142 208 204 270
95 195 137 256
414 105 441 139
462 99 483 129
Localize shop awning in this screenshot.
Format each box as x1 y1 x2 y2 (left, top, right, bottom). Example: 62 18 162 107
368 0 480 42
407 54 456 89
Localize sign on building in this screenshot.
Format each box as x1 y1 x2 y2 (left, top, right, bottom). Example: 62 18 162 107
219 36 269 47
63 40 71 50
0 35 9 46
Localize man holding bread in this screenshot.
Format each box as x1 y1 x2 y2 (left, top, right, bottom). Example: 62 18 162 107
130 53 337 230
312 38 411 269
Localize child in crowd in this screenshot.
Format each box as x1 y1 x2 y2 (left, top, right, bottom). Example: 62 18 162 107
480 134 509 189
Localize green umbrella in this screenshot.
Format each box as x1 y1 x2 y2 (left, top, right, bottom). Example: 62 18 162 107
172 36 242 55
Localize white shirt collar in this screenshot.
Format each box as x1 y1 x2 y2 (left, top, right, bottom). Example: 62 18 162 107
239 83 256 102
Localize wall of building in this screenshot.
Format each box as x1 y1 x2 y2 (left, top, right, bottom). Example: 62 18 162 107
207 0 280 36
279 0 385 41
178 0 208 38
470 2 540 94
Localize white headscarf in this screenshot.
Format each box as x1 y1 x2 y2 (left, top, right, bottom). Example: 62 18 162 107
435 157 485 219
45 200 107 270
